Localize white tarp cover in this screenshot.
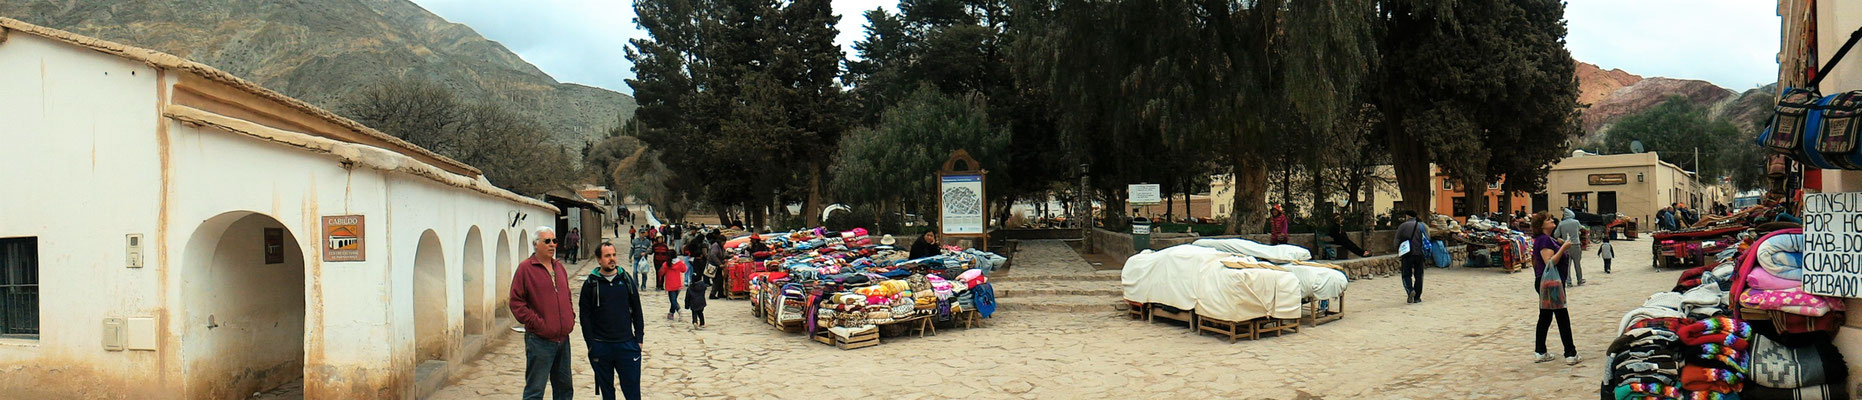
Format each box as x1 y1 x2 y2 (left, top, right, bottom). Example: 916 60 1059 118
1282 263 1349 300
1121 245 1304 321
1192 238 1313 262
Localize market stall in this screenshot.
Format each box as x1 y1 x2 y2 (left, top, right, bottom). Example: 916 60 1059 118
1448 216 1534 273
1605 221 1848 399
739 227 1005 350
1123 239 1351 342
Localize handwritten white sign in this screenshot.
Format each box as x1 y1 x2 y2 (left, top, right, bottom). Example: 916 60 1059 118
1801 192 1862 298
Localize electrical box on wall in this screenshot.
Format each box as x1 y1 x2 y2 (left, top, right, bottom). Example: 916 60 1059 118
102 318 124 351
126 234 143 268
126 317 156 351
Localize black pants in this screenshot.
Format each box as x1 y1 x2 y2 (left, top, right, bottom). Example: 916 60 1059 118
691 308 706 325
1331 233 1368 257
1603 258 1612 272
1400 255 1425 298
586 341 642 400
1535 308 1576 357
709 267 729 299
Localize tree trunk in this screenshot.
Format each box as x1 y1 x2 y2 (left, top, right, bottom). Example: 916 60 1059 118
1226 154 1272 235
1464 173 1489 218
1387 109 1432 218
802 161 824 229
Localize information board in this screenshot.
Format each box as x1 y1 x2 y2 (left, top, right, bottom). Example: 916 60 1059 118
940 174 986 234
1801 192 1862 298
1129 184 1161 205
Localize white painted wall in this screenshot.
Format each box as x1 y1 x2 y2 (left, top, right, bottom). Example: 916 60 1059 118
0 31 556 398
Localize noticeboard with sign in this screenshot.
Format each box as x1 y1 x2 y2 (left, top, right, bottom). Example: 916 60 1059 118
937 150 988 238
322 215 366 262
1129 184 1161 205
1801 192 1862 298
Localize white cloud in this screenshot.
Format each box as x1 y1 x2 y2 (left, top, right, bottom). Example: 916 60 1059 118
1564 0 1781 90
410 0 893 94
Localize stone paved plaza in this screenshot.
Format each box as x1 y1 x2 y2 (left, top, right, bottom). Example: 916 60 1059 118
433 237 1666 399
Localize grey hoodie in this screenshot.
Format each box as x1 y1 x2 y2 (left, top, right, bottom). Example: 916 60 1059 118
1553 209 1585 260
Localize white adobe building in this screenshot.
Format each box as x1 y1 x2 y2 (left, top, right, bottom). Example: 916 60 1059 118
0 18 557 398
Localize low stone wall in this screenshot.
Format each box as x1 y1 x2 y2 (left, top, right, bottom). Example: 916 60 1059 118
1326 247 1471 280
1090 228 1404 260
990 229 1085 241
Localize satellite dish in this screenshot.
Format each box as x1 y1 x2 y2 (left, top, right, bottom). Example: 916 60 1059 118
1630 140 1646 154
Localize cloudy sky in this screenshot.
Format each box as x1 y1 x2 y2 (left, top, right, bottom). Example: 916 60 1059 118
410 0 1780 94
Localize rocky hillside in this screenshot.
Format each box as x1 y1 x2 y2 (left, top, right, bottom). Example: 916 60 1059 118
1575 61 1773 139
0 0 636 149
1576 61 1643 105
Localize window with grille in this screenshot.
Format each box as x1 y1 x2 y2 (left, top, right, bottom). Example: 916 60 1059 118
0 237 38 338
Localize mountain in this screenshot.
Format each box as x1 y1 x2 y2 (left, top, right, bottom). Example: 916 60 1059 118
0 0 636 150
1575 61 1771 138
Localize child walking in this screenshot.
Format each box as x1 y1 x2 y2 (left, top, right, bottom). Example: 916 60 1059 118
1598 235 1615 274
685 267 711 329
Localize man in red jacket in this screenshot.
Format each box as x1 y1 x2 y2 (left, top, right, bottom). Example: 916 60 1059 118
510 226 575 400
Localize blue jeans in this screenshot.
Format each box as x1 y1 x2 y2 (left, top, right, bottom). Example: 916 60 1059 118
667 290 681 316
523 333 573 400
587 341 642 400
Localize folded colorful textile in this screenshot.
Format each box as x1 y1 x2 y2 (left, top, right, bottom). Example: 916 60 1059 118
1754 233 1804 280
1741 288 1843 317
1745 267 1802 291
1614 382 1684 399
1749 334 1831 390
1680 364 1744 393
1743 383 1833 400
1622 306 1690 334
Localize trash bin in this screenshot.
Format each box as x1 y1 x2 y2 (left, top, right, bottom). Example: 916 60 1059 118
1131 217 1152 251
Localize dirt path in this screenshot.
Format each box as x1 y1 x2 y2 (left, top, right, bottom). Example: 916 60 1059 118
434 238 1666 399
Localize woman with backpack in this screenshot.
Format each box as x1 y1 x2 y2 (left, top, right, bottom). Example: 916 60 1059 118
1530 211 1580 365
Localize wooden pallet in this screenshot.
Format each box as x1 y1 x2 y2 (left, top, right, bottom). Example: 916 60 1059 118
727 290 749 300
813 327 880 350
1149 305 1196 331
1255 317 1300 338
1301 296 1345 327
1195 316 1257 343
1197 315 1300 343
1125 301 1147 320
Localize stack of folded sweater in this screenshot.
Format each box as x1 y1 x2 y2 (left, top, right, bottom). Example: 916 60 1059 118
1677 317 1751 397
1609 327 1687 398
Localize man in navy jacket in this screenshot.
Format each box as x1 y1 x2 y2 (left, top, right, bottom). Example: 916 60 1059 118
581 242 645 400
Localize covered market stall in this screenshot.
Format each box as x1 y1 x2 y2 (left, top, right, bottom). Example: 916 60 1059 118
1121 238 1350 342
732 228 1008 350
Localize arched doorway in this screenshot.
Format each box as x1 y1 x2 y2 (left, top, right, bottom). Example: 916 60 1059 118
462 227 485 336
413 230 448 364
179 211 306 398
494 230 512 321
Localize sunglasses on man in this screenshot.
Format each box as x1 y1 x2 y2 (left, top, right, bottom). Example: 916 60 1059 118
542 238 557 244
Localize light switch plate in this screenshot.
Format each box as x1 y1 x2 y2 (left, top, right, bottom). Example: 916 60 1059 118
126 234 143 268
101 318 124 351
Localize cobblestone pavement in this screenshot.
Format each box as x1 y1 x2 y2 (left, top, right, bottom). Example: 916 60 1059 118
433 236 1666 399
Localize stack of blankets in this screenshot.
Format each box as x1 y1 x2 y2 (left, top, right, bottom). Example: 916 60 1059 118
1737 230 1846 320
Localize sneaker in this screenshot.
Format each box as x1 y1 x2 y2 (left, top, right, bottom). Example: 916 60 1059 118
1565 355 1583 365
1534 353 1553 363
